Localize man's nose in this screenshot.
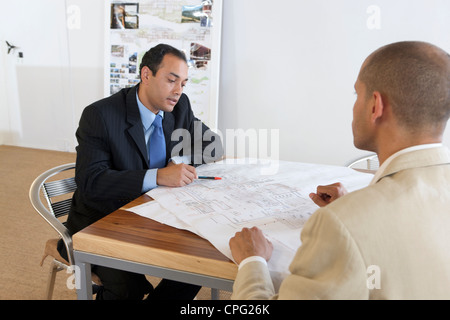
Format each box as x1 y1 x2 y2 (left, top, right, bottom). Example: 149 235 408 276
173 83 182 96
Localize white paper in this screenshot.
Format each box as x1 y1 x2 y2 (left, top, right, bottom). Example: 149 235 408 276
126 159 373 288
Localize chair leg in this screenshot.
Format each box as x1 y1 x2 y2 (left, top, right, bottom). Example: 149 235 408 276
45 260 59 300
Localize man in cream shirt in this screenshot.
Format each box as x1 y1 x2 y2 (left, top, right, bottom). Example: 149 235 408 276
229 41 450 299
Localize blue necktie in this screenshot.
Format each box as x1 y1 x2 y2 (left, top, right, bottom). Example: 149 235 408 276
148 115 166 168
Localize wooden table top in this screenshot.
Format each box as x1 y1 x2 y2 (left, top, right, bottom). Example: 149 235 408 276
72 194 238 280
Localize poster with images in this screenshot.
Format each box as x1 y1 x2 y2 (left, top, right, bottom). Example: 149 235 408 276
105 0 222 129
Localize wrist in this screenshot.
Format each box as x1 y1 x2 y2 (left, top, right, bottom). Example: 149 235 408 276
238 256 267 270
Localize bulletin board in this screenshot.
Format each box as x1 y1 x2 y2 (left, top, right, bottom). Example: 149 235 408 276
105 0 222 130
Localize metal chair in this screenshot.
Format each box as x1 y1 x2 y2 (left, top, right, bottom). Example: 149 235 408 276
29 163 78 299
346 154 379 171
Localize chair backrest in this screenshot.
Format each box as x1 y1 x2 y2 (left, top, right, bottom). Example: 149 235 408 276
346 154 379 171
29 163 76 266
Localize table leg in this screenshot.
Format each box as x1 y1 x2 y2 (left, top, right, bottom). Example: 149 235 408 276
76 261 93 300
211 288 219 300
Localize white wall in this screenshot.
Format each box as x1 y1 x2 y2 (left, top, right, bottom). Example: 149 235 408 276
1 0 450 166
218 0 450 165
0 0 104 151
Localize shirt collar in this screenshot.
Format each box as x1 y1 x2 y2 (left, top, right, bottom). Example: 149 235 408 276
370 143 443 185
136 91 164 131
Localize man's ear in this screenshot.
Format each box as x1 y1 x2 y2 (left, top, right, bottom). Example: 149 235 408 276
140 66 151 83
371 91 385 123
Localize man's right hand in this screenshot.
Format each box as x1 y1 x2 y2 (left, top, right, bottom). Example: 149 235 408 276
229 227 273 265
156 162 197 187
309 182 348 207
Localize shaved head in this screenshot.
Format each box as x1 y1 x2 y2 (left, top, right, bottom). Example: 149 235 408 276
359 41 450 133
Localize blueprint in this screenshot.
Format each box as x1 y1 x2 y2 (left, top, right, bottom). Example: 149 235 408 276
126 159 374 288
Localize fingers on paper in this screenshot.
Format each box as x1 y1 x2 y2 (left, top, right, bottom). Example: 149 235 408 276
229 227 273 264
157 163 197 187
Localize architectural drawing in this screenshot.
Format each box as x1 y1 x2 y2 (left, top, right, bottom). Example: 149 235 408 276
128 159 374 285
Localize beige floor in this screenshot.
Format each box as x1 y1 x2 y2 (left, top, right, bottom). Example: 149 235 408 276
0 145 230 300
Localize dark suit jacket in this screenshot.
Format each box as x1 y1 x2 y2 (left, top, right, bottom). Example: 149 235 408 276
66 85 223 235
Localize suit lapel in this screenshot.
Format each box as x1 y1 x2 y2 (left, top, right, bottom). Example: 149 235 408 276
125 85 149 168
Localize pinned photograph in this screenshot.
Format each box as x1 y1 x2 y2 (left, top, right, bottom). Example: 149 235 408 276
190 43 211 69
182 0 212 26
110 3 139 29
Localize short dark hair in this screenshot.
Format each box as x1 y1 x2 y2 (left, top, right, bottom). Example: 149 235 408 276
139 44 187 76
359 41 450 131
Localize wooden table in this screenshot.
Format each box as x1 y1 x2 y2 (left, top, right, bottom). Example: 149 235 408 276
73 194 237 300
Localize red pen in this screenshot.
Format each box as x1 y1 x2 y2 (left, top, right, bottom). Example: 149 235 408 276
197 176 222 180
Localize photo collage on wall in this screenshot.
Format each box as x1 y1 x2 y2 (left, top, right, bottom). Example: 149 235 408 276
108 0 215 106
109 2 141 94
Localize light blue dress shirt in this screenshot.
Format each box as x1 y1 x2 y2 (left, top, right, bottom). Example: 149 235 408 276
137 92 163 192
136 92 191 193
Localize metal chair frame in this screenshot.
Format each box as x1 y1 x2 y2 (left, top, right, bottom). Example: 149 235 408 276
346 154 379 171
29 163 76 299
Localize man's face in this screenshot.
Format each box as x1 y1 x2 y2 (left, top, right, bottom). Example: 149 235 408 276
139 54 189 114
352 78 376 152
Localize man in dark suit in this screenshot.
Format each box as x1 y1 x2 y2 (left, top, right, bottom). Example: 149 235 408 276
59 44 223 300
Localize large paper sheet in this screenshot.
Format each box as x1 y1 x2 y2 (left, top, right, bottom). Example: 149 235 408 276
126 159 373 289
